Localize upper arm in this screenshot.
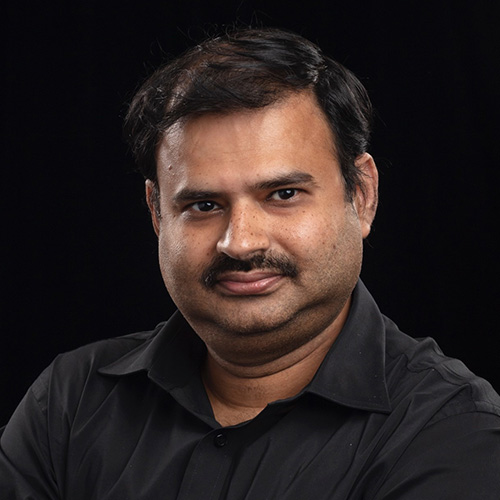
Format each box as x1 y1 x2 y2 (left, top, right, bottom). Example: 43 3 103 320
0 370 60 499
373 412 500 499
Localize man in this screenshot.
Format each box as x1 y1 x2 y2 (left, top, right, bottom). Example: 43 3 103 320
1 28 499 499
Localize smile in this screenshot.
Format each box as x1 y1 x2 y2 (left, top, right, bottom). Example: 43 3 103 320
215 271 284 295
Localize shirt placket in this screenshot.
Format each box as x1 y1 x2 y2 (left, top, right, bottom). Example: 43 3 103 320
175 427 235 500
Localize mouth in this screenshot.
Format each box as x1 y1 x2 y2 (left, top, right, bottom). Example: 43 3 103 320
215 271 284 295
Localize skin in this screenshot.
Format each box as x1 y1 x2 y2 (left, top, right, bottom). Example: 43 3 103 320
147 92 378 425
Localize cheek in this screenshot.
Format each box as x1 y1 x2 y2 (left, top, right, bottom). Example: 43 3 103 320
284 208 363 280
280 211 340 254
158 227 214 283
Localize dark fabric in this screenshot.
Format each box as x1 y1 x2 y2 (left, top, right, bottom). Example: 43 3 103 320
1 282 500 499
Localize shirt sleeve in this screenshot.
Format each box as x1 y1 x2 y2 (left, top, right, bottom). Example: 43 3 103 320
0 368 60 499
373 412 500 500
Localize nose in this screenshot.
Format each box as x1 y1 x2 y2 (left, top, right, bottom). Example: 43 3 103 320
216 203 271 260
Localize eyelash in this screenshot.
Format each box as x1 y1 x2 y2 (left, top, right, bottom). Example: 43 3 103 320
191 200 220 212
269 188 298 201
188 188 301 213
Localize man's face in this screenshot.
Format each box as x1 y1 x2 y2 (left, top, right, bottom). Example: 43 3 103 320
149 92 377 366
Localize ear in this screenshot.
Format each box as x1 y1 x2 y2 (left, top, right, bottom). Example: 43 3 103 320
145 179 160 236
353 153 378 239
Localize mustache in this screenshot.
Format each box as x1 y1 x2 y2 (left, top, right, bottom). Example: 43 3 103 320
201 253 298 289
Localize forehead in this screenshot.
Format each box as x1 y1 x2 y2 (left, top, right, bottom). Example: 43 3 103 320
155 92 341 186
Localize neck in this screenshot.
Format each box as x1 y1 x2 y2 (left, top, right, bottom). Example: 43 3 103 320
202 306 348 427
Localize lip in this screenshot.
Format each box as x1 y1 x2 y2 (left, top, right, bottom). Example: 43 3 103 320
215 271 284 295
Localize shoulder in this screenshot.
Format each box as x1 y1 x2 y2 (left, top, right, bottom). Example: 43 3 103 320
30 324 165 415
0 324 165 497
364 316 500 497
52 327 159 372
382 315 500 422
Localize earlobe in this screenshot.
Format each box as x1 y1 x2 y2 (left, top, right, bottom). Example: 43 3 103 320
145 180 161 236
354 153 379 239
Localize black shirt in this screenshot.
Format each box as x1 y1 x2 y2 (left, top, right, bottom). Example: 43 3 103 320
1 282 500 499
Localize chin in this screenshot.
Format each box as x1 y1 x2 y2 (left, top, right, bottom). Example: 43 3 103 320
212 310 296 337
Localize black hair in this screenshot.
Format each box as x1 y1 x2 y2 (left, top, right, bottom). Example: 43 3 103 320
124 28 373 204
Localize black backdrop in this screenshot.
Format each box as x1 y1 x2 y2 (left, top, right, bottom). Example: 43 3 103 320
2 1 499 425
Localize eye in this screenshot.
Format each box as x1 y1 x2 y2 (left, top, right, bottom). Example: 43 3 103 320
269 188 298 201
191 200 220 212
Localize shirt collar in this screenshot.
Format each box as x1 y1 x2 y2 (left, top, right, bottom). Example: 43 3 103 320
99 311 206 387
307 280 391 413
100 280 391 414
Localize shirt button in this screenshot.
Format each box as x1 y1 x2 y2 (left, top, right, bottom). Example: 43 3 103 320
214 433 227 447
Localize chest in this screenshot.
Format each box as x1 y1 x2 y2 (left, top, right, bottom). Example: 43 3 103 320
60 393 410 500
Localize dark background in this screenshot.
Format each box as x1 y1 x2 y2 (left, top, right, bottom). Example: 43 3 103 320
2 1 499 425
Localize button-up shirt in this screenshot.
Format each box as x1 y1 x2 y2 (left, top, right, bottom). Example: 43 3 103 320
1 282 500 499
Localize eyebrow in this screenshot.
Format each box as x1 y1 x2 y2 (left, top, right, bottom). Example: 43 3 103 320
173 171 318 204
253 172 317 191
173 189 221 204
